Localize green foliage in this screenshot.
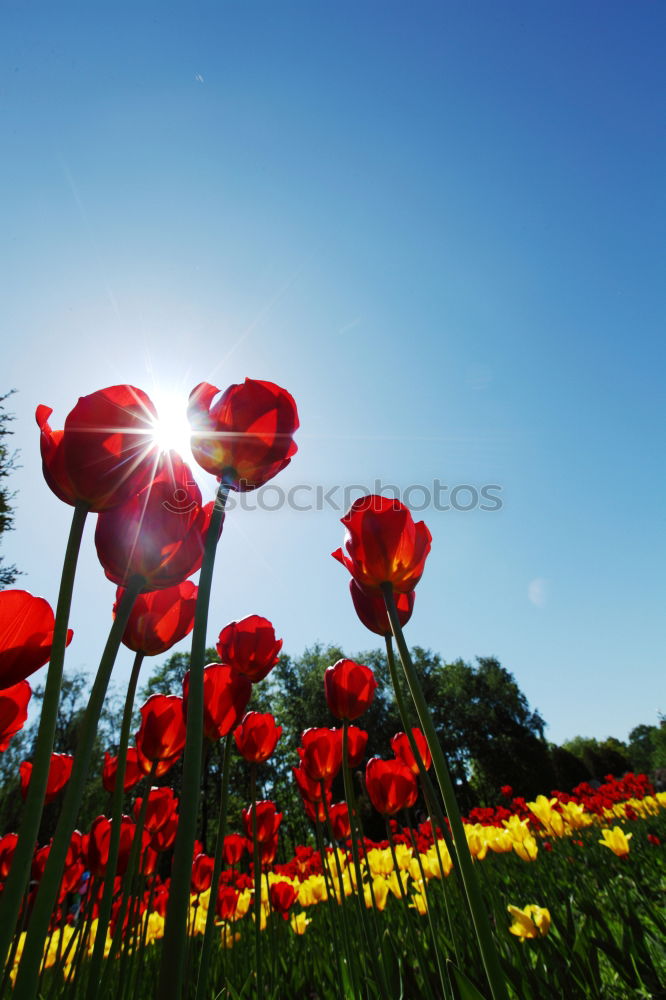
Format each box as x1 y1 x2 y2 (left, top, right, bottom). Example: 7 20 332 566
562 735 633 782
0 390 19 587
549 744 590 791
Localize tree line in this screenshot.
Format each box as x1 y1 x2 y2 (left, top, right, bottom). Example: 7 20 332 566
1 644 663 856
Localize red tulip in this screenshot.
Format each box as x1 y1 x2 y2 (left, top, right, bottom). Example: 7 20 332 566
188 379 299 491
222 833 247 866
31 844 51 883
234 712 282 763
117 581 198 656
0 590 73 688
329 802 351 840
88 815 149 878
141 846 159 875
150 812 179 853
95 453 216 591
102 748 143 794
133 787 178 833
0 833 18 880
259 836 279 865
242 801 282 844
301 796 330 825
349 580 415 636
292 765 331 804
345 726 369 768
390 728 432 775
215 615 282 683
135 695 186 773
191 853 215 894
365 757 418 815
36 385 160 511
0 680 31 752
324 659 377 722
332 495 432 594
20 753 73 804
269 880 298 918
300 728 342 782
60 832 86 896
183 663 252 743
217 885 240 921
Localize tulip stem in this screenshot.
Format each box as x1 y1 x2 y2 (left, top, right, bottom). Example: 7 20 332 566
320 784 360 996
12 577 143 1000
156 483 228 1000
194 731 234 1000
402 809 450 999
0 502 88 973
384 635 464 966
313 818 347 1000
99 764 154 999
382 583 509 1000
250 765 264 1000
385 819 436 1000
86 649 145 1000
341 721 391 999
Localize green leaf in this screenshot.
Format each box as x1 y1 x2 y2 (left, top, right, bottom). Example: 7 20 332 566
447 961 489 1000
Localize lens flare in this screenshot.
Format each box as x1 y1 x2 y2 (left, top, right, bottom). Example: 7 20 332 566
149 389 193 459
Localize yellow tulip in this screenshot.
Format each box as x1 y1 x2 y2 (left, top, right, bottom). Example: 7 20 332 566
512 835 538 862
598 826 632 857
290 912 311 935
508 904 551 939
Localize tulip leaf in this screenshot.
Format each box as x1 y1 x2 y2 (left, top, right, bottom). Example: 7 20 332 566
447 961 489 1000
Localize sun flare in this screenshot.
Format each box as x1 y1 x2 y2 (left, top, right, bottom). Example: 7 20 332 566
149 388 193 460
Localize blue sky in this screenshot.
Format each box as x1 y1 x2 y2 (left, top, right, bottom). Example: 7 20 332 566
2 1 664 747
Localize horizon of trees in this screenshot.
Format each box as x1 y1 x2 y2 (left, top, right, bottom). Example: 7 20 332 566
1 644 663 855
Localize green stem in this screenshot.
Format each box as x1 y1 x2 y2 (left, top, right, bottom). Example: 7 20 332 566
157 483 228 1000
320 783 359 994
385 818 436 1000
86 650 145 999
98 764 155 998
385 634 464 964
250 766 263 1000
403 809 450 999
342 721 390 999
313 818 346 1000
13 578 143 999
0 503 88 971
382 583 509 1000
194 731 234 1000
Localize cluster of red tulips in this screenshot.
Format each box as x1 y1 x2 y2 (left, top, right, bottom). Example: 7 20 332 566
0 376 520 1000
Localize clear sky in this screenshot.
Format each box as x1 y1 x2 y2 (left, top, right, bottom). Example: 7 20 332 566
2 1 664 748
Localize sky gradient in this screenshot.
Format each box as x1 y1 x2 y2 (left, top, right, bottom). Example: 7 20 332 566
2 1 665 747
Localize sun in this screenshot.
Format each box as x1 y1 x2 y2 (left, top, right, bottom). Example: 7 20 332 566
149 388 193 460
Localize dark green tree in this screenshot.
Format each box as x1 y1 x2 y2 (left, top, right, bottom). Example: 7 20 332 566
562 736 632 781
628 723 659 773
549 744 590 791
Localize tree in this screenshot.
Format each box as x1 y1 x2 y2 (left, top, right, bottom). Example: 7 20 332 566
550 744 590 791
628 724 659 774
0 391 19 587
561 736 632 781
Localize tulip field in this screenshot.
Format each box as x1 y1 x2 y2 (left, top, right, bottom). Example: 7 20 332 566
0 382 664 999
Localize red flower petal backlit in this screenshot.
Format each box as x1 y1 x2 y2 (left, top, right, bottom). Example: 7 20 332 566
188 379 299 491
0 591 73 688
36 385 160 511
333 496 431 594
